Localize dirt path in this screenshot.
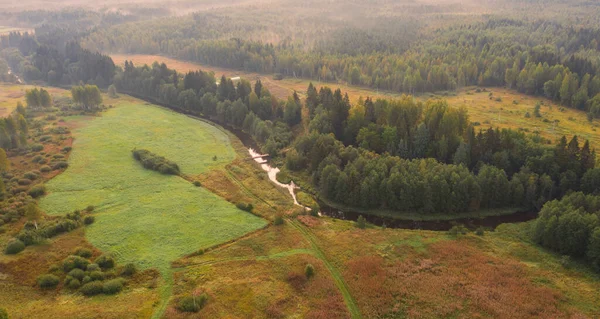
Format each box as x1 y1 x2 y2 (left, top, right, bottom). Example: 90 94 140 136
289 220 362 319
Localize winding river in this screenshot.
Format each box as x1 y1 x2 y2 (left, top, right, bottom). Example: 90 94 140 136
118 91 538 231
246 148 537 231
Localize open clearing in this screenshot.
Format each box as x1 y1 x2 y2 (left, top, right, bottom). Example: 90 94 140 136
0 83 67 117
39 97 266 273
0 26 33 35
173 217 600 318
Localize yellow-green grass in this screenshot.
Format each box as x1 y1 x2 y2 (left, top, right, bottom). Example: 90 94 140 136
0 83 68 117
0 26 33 35
39 99 266 274
169 223 350 318
0 228 160 319
443 87 600 150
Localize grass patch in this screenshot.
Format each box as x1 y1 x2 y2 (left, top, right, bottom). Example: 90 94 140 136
40 100 266 274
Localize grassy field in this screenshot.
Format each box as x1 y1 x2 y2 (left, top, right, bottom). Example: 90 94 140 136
443 87 600 149
39 98 266 274
172 215 600 318
0 83 68 117
0 26 33 35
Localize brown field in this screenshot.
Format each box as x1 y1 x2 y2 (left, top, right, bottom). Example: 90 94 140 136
170 216 600 318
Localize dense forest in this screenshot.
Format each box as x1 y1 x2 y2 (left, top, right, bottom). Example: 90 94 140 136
82 10 600 118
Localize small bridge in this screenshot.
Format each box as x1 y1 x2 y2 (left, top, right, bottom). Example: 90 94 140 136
251 154 269 159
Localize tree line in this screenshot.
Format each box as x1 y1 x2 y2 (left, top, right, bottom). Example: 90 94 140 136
114 61 294 155
533 192 600 272
82 17 600 117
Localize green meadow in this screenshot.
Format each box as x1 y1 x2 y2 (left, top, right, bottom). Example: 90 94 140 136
40 100 266 273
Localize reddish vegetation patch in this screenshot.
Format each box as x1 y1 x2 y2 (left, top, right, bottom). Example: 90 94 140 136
297 215 321 227
0 229 99 286
345 239 568 318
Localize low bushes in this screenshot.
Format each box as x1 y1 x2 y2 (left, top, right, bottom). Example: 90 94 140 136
28 184 46 198
63 255 91 272
52 161 69 170
305 264 315 279
177 294 208 313
103 279 125 294
80 281 104 296
37 274 60 289
132 149 180 175
83 216 95 225
95 254 115 269
74 247 93 258
4 239 25 254
236 203 254 212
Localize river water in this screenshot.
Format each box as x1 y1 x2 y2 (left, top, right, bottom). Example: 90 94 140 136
248 148 302 207
123 91 538 231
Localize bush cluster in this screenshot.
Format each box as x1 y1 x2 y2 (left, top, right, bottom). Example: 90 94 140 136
4 239 25 254
235 203 253 212
38 274 60 289
132 149 180 175
177 294 208 313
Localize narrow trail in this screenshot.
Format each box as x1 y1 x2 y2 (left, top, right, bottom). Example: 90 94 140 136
150 269 174 319
289 220 363 319
181 248 316 268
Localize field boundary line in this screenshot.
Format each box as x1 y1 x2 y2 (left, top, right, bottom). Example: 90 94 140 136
289 220 362 319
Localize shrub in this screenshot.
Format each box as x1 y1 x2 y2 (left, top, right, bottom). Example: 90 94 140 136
16 230 40 245
39 135 52 142
17 179 32 186
83 216 95 225
80 281 104 296
448 225 469 236
74 247 93 258
86 205 95 212
63 255 90 272
103 278 125 294
193 181 202 187
40 165 52 173
89 271 105 281
31 144 44 152
5 239 25 254
67 278 81 289
236 203 253 212
87 263 100 272
0 308 7 319
559 255 572 269
39 218 79 238
475 226 485 236
305 264 315 279
52 161 69 170
82 276 92 284
68 268 86 281
62 146 72 153
132 149 180 175
24 172 38 180
28 185 46 198
37 274 60 289
177 294 208 313
273 215 284 226
356 215 366 229
96 254 115 269
121 263 137 276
